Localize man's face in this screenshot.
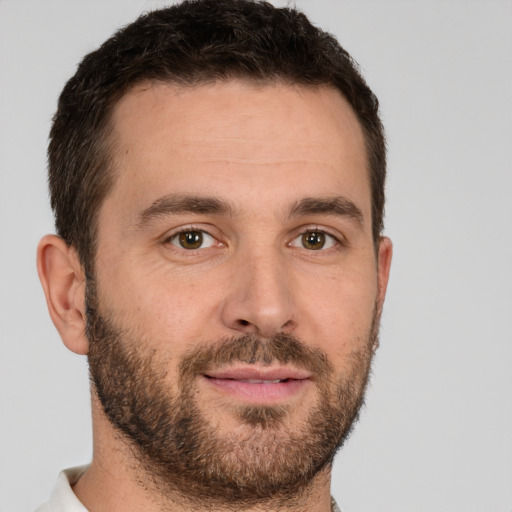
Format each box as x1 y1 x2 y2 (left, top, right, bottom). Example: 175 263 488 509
87 81 391 501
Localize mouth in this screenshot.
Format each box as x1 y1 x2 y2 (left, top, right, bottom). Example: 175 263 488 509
202 366 312 403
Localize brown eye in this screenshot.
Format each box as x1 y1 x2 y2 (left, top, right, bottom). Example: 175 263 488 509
179 231 203 249
290 230 338 251
301 231 326 250
169 230 215 250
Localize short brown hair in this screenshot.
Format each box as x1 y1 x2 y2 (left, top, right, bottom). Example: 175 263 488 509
48 0 386 274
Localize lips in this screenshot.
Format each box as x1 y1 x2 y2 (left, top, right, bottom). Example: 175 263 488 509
237 379 282 384
202 366 311 402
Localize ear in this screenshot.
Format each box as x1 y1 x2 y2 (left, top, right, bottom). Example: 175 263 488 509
376 236 393 314
37 235 89 355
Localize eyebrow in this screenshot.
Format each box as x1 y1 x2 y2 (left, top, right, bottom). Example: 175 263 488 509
289 196 364 226
138 194 234 226
137 193 364 228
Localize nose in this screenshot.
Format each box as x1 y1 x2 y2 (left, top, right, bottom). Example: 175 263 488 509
220 249 296 338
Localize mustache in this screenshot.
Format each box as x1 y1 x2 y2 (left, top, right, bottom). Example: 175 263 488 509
178 333 333 381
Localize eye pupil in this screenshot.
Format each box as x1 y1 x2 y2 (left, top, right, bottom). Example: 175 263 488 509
302 231 325 250
179 231 203 249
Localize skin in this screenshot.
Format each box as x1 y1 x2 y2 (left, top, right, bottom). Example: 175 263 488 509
38 80 392 512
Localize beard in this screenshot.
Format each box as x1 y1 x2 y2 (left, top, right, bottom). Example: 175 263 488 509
86 280 379 507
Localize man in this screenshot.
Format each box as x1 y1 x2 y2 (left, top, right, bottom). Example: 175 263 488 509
36 0 392 511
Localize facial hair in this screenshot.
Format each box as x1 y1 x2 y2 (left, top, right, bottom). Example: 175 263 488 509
85 280 379 507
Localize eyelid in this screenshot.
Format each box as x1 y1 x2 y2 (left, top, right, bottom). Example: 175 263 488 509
288 226 346 250
171 230 215 249
161 225 223 248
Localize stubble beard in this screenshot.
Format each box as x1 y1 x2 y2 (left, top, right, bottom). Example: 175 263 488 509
85 280 379 507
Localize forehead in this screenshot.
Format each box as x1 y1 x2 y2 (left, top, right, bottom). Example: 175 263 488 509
110 80 365 161
103 80 369 224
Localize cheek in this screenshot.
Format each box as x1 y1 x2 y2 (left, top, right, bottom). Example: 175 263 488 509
97 255 221 350
136 282 216 343
295 266 378 357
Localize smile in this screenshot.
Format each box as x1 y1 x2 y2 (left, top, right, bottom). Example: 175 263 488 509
202 367 311 402
236 379 284 383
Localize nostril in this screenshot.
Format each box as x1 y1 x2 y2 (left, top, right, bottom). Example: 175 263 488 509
282 320 294 330
239 319 250 326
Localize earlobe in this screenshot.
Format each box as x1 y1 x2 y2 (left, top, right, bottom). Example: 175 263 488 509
37 235 89 355
377 236 393 313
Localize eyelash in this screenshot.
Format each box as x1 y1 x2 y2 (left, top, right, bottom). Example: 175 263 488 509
289 228 343 251
162 226 344 252
163 226 219 250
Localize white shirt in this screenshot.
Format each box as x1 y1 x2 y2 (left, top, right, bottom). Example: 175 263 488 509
35 466 89 512
36 466 342 512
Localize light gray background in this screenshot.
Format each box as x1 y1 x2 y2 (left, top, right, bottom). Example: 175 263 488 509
1 1 511 511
